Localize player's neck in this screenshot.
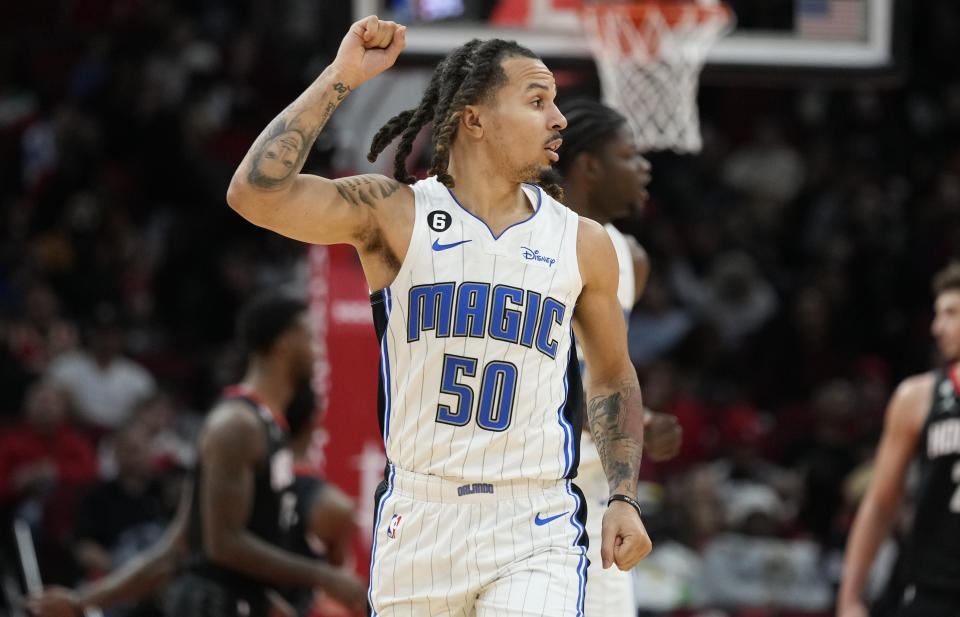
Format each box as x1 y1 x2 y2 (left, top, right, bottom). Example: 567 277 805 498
561 183 609 224
288 430 311 460
446 152 533 231
241 359 295 418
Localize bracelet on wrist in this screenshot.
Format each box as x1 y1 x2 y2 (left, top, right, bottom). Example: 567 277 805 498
607 493 642 519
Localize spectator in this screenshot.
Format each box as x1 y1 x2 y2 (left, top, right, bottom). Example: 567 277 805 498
132 392 200 473
0 379 97 582
0 379 97 519
7 280 78 374
701 404 801 538
628 269 695 366
791 380 861 546
71 421 169 583
47 303 156 433
720 119 806 205
0 317 34 420
670 251 779 351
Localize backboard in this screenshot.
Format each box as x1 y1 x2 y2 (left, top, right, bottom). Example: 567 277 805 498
351 0 900 72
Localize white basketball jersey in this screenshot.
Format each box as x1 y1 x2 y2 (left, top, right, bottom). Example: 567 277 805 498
370 176 583 483
605 223 635 314
578 223 638 617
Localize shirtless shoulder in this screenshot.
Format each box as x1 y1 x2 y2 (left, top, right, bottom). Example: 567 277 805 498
887 372 936 435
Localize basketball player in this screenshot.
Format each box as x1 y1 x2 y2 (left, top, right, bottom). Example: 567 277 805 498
27 293 365 617
282 382 357 616
226 15 652 617
836 262 960 617
556 98 651 313
557 98 681 617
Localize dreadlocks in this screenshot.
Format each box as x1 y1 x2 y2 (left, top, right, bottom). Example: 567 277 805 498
554 98 628 177
366 38 564 200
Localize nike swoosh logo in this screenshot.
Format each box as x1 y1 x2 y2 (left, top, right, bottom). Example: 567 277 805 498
432 239 471 252
534 511 569 526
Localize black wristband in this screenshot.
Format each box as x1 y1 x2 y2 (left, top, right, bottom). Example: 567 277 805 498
607 493 642 518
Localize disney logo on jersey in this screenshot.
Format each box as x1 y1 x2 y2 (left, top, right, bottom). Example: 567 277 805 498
520 246 556 267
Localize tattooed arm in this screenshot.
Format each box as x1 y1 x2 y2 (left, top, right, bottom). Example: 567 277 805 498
226 16 413 253
574 218 644 497
573 217 652 571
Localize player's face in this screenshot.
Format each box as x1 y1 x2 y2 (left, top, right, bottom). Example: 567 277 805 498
257 131 305 182
485 57 567 183
595 127 651 219
932 290 960 362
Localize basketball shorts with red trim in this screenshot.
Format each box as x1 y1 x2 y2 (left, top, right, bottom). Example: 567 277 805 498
368 464 589 617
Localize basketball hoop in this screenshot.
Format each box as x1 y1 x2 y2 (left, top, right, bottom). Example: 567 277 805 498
579 1 734 154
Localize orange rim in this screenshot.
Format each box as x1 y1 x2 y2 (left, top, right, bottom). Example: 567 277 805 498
581 1 733 29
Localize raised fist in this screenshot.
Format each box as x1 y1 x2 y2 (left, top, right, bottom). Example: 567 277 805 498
331 16 406 87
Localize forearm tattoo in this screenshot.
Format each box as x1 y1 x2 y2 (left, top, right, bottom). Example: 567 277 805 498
246 82 352 191
587 386 645 494
333 175 401 207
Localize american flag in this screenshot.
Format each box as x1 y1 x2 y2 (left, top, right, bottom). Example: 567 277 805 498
797 0 867 40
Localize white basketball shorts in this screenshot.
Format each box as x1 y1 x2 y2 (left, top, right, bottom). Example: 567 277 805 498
368 464 589 617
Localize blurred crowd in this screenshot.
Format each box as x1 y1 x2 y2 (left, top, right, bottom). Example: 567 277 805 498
0 2 350 614
1 1 959 616
621 2 960 613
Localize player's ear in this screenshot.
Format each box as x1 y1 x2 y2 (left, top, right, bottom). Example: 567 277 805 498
461 104 483 139
578 151 602 182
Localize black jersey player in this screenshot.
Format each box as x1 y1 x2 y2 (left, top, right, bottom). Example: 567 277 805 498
837 262 960 617
28 293 365 617
279 381 356 616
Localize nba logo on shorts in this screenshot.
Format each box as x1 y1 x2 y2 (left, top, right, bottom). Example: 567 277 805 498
387 513 403 539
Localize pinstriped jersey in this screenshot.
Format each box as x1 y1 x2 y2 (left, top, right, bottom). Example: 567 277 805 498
606 224 635 315
370 175 583 483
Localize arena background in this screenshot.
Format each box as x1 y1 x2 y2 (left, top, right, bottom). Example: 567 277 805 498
0 1 956 616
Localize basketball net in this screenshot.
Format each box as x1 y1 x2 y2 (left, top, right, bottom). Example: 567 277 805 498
580 1 734 153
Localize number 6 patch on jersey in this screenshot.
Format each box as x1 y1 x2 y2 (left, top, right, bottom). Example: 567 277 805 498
386 513 403 539
427 210 452 232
